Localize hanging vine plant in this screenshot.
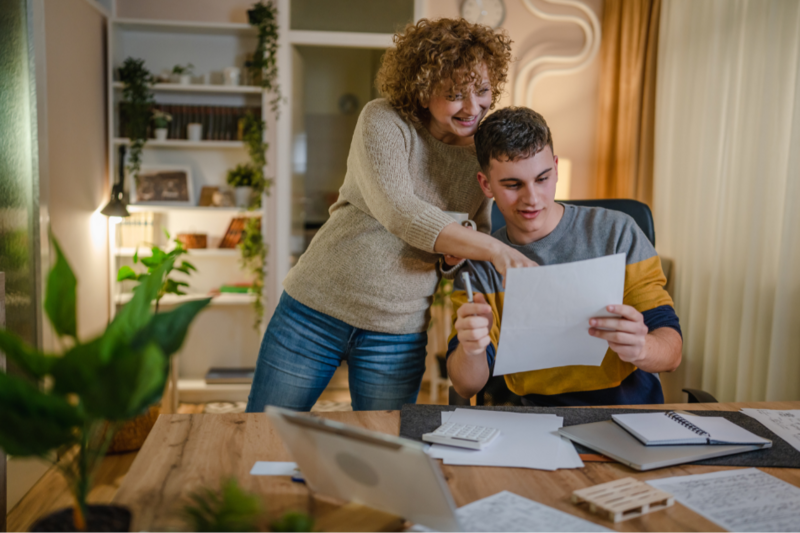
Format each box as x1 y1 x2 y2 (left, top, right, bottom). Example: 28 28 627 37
118 58 154 182
247 1 281 112
238 0 281 329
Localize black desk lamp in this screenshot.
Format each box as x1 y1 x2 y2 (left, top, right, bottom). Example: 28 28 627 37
101 145 130 217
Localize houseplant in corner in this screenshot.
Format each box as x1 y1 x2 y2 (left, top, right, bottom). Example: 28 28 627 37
0 236 210 531
119 58 153 183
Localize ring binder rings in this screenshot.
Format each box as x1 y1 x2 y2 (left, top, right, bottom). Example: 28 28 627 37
664 412 710 438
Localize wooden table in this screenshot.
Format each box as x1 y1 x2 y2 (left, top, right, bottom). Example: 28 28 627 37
114 401 800 531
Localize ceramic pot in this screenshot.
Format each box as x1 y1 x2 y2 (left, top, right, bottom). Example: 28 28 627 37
187 123 203 142
179 74 191 85
234 186 253 207
154 128 168 141
30 505 132 532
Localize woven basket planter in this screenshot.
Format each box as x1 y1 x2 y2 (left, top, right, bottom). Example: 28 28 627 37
108 405 160 454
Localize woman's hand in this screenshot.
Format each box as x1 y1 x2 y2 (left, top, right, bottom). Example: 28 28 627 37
489 243 538 283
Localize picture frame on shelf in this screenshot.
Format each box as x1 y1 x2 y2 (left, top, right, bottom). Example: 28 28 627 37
131 165 194 206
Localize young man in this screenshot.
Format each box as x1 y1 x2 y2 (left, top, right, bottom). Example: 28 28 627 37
446 107 682 406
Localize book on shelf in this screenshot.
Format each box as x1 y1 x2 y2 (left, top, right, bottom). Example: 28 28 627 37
219 216 260 248
118 103 261 141
205 367 255 385
117 212 163 249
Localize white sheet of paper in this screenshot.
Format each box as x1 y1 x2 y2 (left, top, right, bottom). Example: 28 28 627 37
250 461 298 476
647 468 800 532
455 491 610 532
741 408 800 453
429 410 563 470
494 254 625 375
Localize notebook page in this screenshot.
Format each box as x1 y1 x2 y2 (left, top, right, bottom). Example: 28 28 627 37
680 414 771 445
611 412 705 443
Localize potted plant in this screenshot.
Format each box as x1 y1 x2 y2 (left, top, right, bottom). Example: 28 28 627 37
0 236 210 531
172 63 194 85
151 109 172 141
119 58 153 182
227 163 257 207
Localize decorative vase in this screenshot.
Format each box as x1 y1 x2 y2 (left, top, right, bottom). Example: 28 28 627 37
179 74 191 85
234 186 253 207
154 128 167 141
30 505 132 532
187 123 203 142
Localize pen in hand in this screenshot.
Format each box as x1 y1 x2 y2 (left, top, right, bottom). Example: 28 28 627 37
461 271 474 304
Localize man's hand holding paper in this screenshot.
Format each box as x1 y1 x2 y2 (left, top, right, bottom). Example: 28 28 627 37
493 254 626 376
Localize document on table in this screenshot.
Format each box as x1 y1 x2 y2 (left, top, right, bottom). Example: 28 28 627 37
430 409 583 470
741 408 800 453
250 461 298 476
494 254 625 375
455 491 609 532
647 468 800 532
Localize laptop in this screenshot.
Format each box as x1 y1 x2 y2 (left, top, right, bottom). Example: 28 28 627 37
559 420 766 471
265 406 461 532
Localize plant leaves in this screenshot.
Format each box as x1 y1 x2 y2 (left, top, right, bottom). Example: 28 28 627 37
44 235 78 339
55 340 168 421
0 329 59 379
117 265 138 282
132 298 211 357
0 372 83 456
100 260 172 363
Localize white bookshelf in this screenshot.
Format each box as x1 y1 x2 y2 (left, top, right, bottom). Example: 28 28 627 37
107 7 268 408
113 138 245 149
113 81 262 94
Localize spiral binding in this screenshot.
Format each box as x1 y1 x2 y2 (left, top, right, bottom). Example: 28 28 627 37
665 411 710 437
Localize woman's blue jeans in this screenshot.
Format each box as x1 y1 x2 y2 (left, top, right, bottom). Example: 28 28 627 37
246 292 429 412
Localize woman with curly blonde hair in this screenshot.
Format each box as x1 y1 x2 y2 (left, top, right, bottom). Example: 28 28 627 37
247 18 535 412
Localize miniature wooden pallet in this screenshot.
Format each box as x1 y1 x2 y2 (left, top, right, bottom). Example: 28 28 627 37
572 477 674 523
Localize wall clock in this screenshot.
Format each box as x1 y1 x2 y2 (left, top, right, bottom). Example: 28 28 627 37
461 0 506 28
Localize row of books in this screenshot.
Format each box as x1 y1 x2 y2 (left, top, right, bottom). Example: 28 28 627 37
118 104 262 141
116 212 164 248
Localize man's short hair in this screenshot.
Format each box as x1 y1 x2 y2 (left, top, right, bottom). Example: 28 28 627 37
474 107 554 172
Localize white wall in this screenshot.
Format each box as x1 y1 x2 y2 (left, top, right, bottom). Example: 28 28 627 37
44 0 110 339
422 0 603 199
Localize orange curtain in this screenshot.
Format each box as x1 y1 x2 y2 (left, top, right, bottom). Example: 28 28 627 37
594 0 661 204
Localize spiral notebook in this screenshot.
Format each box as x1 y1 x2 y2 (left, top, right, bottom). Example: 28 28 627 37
612 411 772 446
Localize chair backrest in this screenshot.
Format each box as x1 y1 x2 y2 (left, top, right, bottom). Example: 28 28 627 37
468 200 656 406
490 198 656 246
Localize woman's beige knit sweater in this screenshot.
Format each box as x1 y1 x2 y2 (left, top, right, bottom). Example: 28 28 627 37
283 99 491 334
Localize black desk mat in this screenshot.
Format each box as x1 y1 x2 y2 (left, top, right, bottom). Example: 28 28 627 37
399 404 800 468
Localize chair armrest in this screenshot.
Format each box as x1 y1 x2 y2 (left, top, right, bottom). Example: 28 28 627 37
682 388 719 403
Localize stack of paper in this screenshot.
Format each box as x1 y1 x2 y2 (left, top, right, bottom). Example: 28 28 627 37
427 409 583 470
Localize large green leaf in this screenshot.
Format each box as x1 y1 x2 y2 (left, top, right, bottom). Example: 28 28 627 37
132 298 212 357
100 259 172 363
0 372 83 456
44 236 78 339
0 329 59 379
55 341 168 421
50 338 105 397
117 265 139 282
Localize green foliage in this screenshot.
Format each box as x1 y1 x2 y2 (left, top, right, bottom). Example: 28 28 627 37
431 277 454 308
0 234 210 528
172 63 194 75
44 236 78 339
152 109 172 129
270 511 315 532
239 217 266 329
119 58 154 180
247 1 281 111
183 478 264 532
117 230 197 313
227 163 257 188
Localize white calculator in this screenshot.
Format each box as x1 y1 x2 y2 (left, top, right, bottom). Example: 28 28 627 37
422 422 500 450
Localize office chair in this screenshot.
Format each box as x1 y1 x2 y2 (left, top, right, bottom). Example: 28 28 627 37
449 199 718 406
